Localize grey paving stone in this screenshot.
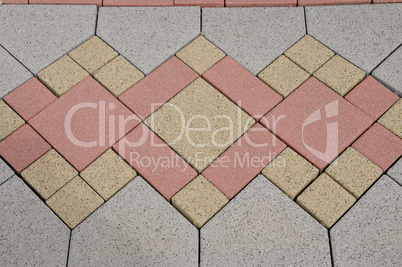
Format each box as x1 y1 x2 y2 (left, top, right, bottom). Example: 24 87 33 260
330 175 402 266
201 175 331 266
306 4 402 73
202 7 305 75
0 5 97 74
0 158 14 185
97 7 200 75
387 158 402 186
69 176 198 266
0 176 70 266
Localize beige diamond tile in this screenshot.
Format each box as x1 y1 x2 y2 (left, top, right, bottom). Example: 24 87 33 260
378 99 401 138
0 100 24 141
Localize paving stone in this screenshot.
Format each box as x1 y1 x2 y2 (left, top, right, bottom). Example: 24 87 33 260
352 123 402 171
172 175 228 228
201 175 331 265
0 5 97 74
46 176 104 229
0 158 14 185
176 35 225 74
80 149 137 200
313 55 365 96
175 0 224 7
306 4 402 73
330 175 402 266
258 55 310 97
284 34 335 74
30 0 101 5
119 56 198 120
2 0 28 4
3 77 57 121
69 176 198 266
0 100 25 141
373 0 402 2
145 77 255 172
94 55 145 97
203 56 283 119
97 6 200 74
202 7 305 75
387 158 401 185
262 147 319 200
225 0 297 6
299 0 370 5
103 0 174 6
0 176 70 266
297 173 356 228
378 99 401 138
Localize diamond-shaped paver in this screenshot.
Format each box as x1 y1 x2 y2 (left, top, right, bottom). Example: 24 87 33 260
0 100 25 141
0 158 14 185
372 46 401 97
378 99 401 138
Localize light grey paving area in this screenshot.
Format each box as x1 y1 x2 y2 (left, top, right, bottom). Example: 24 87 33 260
0 158 14 185
388 158 402 186
0 5 97 74
69 176 198 266
330 175 402 266
0 176 70 266
306 4 402 73
373 46 402 96
97 7 200 75
202 7 305 75
201 175 331 266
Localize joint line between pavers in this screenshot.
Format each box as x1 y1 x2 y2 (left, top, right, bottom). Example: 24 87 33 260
95 6 100 36
0 44 34 77
303 7 308 35
369 43 402 76
65 229 72 267
328 229 335 267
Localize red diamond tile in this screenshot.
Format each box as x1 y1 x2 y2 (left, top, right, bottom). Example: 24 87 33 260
203 56 283 120
225 0 297 7
29 77 140 172
261 77 374 172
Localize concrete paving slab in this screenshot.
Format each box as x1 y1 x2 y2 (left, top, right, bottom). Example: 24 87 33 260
0 158 14 185
387 158 402 185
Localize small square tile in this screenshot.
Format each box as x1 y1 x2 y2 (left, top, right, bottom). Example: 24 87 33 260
378 99 401 138
0 100 25 140
80 149 136 200
284 35 335 74
325 147 383 198
258 55 310 97
172 175 228 228
94 56 144 97
314 55 365 96
46 176 104 229
262 147 319 200
4 78 57 121
176 35 225 74
297 173 356 228
38 55 89 97
21 149 78 200
69 36 118 74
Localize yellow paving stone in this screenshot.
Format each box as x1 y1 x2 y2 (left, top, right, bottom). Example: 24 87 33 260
378 99 401 138
80 149 137 200
0 100 24 140
313 55 365 96
38 55 89 97
94 55 144 97
297 173 356 228
21 149 78 200
176 35 226 74
171 175 228 228
325 147 383 198
258 55 310 97
262 147 319 200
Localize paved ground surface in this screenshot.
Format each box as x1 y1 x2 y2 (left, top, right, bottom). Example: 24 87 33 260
0 3 401 266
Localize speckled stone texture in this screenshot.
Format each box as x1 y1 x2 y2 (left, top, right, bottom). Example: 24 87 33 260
372 46 401 96
0 100 25 140
378 99 401 138
172 175 228 228
175 0 224 7
69 177 198 266
0 158 14 185
29 0 102 4
225 0 297 6
201 175 331 266
21 149 78 200
262 147 319 200
330 175 401 266
387 158 401 185
300 0 370 5
0 176 70 266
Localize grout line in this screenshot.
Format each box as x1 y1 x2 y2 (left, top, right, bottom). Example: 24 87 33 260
198 229 201 266
65 230 72 267
328 229 335 267
303 6 308 35
0 44 35 77
95 5 99 36
369 43 401 76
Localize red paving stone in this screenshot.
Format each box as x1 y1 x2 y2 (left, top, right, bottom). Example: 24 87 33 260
0 124 51 173
2 0 28 4
203 56 283 120
225 0 297 6
119 56 198 120
373 0 402 3
175 0 224 7
113 124 197 200
4 78 57 121
352 123 402 171
261 77 374 172
345 76 399 120
103 0 173 6
298 0 371 5
29 0 101 4
202 124 286 199
29 77 140 172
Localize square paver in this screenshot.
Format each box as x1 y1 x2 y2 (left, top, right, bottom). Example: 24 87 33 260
258 55 310 97
203 56 283 119
38 55 89 97
0 100 25 141
21 149 78 200
80 149 137 200
94 55 145 97
297 173 356 228
325 147 383 198
378 99 401 138
313 55 365 96
262 147 319 200
171 175 228 228
46 176 104 229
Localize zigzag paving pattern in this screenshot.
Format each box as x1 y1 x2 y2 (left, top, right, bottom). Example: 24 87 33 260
0 3 401 266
